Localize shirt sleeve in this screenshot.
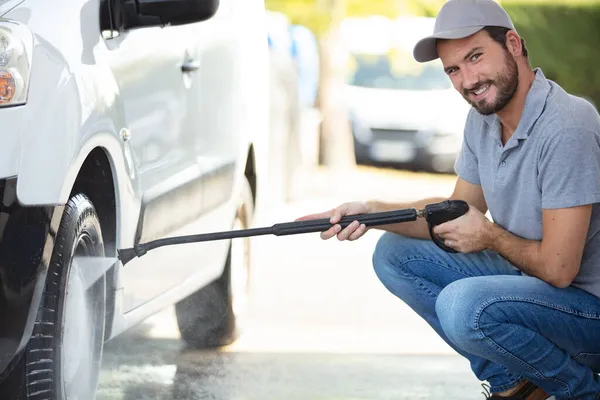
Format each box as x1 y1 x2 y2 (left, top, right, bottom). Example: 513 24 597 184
538 127 600 209
454 110 481 185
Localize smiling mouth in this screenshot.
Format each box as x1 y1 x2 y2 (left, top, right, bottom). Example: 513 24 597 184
471 85 490 97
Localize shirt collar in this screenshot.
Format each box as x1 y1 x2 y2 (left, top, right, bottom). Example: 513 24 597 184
482 68 551 146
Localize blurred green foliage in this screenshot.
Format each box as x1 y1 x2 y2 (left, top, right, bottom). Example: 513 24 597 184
264 0 442 35
503 2 600 108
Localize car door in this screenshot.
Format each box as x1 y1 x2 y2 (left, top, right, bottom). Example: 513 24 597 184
163 0 247 281
101 22 206 311
182 0 240 227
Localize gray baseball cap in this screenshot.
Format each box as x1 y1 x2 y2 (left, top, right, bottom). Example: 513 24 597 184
413 0 516 63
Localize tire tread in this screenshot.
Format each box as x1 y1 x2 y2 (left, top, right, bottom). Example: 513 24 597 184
0 193 106 400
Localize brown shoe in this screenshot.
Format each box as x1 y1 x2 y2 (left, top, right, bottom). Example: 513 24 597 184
481 381 550 400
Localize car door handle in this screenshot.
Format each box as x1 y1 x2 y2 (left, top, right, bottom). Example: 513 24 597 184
181 59 200 73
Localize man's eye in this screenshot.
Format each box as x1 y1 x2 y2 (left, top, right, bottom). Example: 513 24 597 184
471 53 481 61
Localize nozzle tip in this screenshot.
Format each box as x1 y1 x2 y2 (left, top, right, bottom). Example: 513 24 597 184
117 248 137 265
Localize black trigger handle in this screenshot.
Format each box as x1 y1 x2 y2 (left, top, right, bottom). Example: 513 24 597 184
422 200 470 253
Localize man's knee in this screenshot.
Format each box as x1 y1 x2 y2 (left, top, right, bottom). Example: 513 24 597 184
372 232 432 285
435 277 495 349
372 232 407 277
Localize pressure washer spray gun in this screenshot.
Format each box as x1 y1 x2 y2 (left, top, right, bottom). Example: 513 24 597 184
116 200 469 266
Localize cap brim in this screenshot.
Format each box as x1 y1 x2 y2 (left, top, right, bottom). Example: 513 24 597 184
413 26 484 63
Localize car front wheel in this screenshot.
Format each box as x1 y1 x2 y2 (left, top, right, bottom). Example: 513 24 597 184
2 193 107 400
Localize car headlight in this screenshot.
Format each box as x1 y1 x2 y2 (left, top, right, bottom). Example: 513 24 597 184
0 19 33 107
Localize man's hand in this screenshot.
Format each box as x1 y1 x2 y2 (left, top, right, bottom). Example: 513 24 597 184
432 205 496 253
295 201 371 241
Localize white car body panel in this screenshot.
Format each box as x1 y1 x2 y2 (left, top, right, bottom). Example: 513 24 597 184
0 0 270 339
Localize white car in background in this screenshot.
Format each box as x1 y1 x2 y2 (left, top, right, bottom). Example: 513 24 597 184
341 16 471 173
0 0 270 398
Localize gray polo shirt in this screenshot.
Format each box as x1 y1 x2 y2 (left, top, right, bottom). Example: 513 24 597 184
455 68 600 299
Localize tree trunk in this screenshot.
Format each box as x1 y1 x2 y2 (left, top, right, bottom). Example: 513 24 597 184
316 0 356 171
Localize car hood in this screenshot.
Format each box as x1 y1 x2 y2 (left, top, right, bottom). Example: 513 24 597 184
345 85 471 135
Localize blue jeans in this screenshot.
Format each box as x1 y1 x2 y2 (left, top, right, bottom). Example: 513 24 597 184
372 232 600 400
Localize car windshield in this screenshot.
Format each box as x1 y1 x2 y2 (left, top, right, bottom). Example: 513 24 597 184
347 49 452 91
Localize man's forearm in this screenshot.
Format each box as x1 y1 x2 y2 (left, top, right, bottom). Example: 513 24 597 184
367 197 447 239
485 223 551 283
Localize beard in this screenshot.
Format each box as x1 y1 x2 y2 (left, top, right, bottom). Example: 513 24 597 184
462 52 519 115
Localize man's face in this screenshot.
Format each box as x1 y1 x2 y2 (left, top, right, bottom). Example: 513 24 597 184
437 30 519 115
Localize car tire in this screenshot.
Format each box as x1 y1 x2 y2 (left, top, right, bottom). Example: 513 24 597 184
1 193 107 400
175 176 254 349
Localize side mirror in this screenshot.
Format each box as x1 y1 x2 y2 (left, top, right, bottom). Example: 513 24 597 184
111 0 220 31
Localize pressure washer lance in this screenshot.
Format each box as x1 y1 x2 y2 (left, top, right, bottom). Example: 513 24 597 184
73 200 469 282
113 199 469 266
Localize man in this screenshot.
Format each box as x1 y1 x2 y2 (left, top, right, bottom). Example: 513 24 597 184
297 0 600 399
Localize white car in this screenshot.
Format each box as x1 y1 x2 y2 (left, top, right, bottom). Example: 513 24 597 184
0 0 270 398
342 16 471 173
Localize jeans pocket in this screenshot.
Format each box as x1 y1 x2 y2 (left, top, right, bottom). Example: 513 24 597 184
574 352 600 373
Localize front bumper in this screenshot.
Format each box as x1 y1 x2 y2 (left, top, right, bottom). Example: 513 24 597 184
0 105 24 180
353 126 461 173
0 177 63 378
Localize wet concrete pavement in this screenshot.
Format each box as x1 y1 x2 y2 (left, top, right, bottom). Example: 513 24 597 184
96 166 486 400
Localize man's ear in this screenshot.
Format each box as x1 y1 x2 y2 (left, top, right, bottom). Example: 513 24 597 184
505 30 523 57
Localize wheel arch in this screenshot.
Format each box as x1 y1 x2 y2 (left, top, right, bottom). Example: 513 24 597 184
69 148 117 253
68 147 119 339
